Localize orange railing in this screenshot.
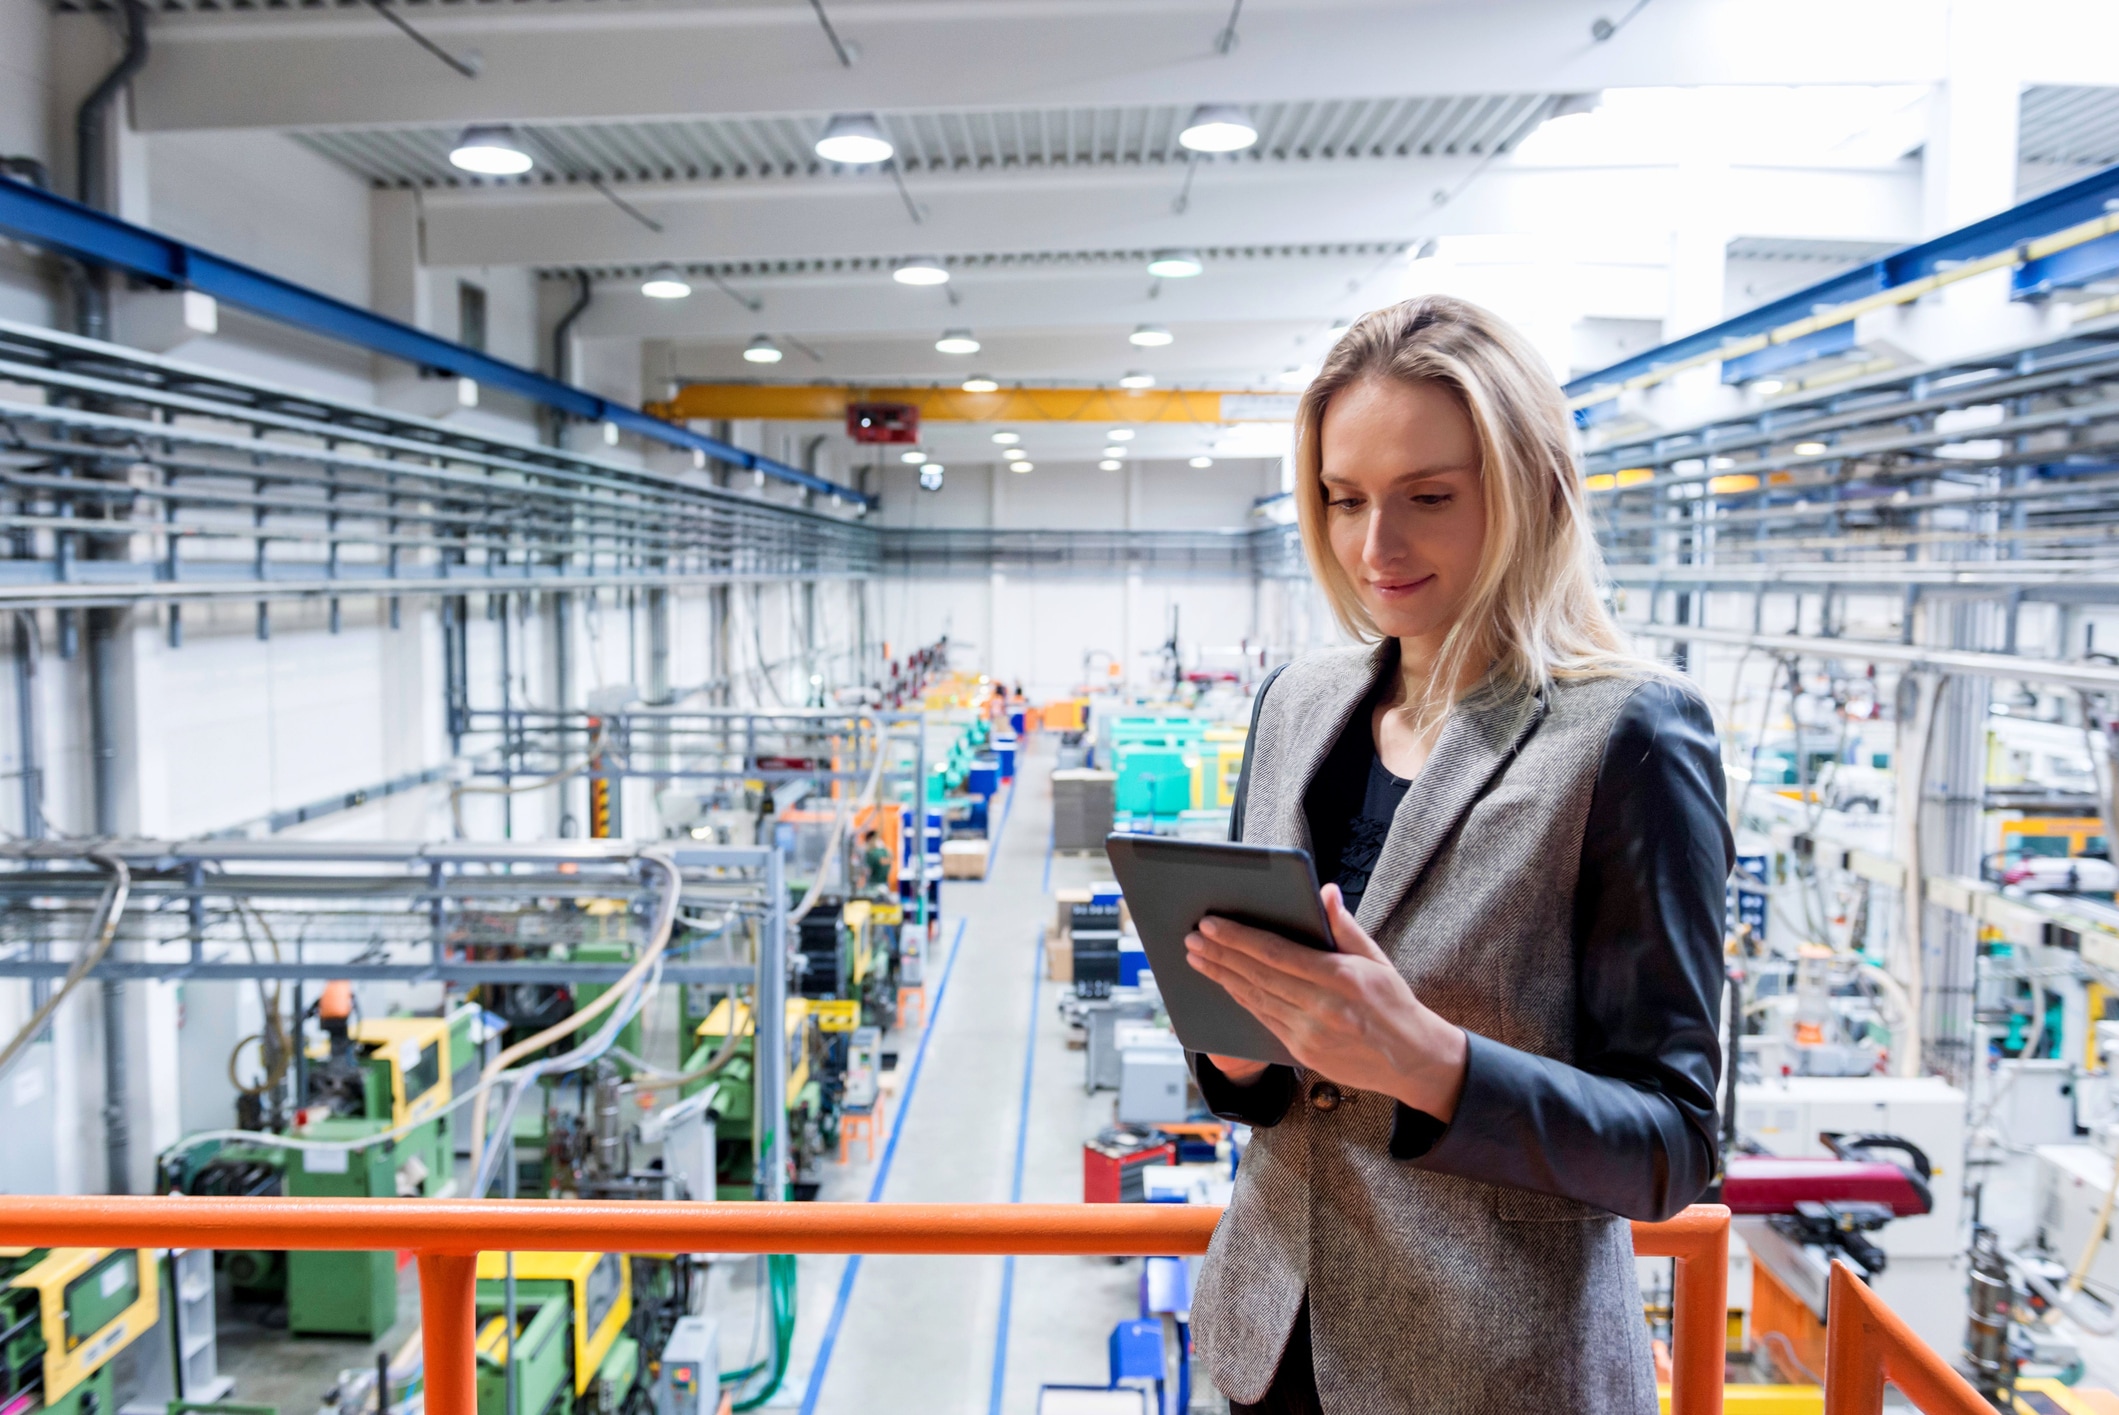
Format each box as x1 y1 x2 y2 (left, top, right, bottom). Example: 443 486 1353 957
0 1197 1982 1415
1823 1261 1989 1414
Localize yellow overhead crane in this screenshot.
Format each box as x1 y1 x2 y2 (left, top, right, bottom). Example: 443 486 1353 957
642 385 1295 425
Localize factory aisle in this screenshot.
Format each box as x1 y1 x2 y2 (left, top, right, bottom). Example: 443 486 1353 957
775 733 1132 1413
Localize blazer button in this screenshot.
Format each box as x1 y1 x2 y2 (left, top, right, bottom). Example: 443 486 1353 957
1309 1081 1341 1113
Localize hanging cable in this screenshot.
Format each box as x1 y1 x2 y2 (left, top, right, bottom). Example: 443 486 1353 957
0 853 128 1081
466 847 682 1183
360 0 481 77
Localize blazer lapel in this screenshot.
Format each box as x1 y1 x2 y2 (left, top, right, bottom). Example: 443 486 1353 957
1246 640 1396 853
1352 679 1548 938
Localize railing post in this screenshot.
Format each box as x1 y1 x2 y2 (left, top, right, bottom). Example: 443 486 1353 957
1671 1209 1726 1415
418 1253 480 1415
1822 1259 1988 1414
1633 1205 1727 1415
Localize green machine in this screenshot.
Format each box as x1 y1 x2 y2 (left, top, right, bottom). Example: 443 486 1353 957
158 1005 472 1340
472 1253 637 1415
283 1118 400 1338
0 1247 159 1415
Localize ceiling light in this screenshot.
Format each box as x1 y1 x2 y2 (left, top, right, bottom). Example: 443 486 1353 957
1793 441 1829 455
992 430 1021 446
900 449 928 464
1119 371 1156 389
962 375 999 393
1107 429 1135 443
1129 324 1174 347
935 329 981 355
1190 456 1214 468
640 264 692 300
743 335 784 364
1147 249 1204 279
1010 462 1032 474
893 256 950 286
1752 378 1787 396
449 125 534 176
1178 104 1259 153
815 113 894 165
1099 459 1122 471
1103 445 1127 458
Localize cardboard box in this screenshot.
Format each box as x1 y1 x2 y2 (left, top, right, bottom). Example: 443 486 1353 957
941 839 990 879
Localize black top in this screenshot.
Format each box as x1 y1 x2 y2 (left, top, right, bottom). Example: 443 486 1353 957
1194 678 1731 1224
1304 692 1412 918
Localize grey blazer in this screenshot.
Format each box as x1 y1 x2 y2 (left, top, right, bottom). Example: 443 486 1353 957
1189 643 1732 1415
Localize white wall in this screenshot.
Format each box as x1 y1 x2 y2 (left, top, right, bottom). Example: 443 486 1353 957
0 0 57 327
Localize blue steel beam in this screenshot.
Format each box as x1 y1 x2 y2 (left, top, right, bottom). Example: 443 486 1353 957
1564 159 2119 399
0 175 875 509
2014 229 2119 301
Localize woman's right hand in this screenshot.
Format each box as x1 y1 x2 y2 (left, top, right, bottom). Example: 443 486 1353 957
1205 1054 1270 1086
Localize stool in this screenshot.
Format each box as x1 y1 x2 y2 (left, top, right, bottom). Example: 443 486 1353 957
897 984 927 1031
838 1094 886 1164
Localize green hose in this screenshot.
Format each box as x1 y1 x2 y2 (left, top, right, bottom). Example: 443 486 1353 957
728 1254 797 1411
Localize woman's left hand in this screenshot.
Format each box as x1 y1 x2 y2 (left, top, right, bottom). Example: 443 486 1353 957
1184 884 1470 1121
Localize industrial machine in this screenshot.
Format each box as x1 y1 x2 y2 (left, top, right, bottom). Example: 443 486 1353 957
0 1248 159 1415
157 998 478 1337
679 998 832 1200
473 1252 638 1415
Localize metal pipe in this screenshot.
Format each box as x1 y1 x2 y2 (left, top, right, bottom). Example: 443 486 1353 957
86 606 128 1193
1625 622 2119 695
72 0 149 341
757 846 787 1198
417 1255 478 1415
13 612 41 841
547 272 591 449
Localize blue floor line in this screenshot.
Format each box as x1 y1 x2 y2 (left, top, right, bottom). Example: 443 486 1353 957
796 915 969 1415
966 779 1018 880
1040 813 1054 896
986 929 1047 1415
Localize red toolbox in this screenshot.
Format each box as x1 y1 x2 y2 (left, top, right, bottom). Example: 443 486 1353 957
1083 1126 1175 1203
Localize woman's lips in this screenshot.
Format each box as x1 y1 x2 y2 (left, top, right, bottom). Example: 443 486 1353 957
1368 575 1435 599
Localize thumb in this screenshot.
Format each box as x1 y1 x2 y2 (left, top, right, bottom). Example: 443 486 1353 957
1322 883 1388 961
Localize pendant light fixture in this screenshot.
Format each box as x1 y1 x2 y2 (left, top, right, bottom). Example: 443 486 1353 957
815 114 894 165
893 256 950 286
449 125 535 176
935 329 981 355
1146 249 1204 279
1129 324 1174 347
1178 105 1258 153
743 335 784 364
640 265 692 300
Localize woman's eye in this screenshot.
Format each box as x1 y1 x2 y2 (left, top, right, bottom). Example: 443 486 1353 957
1411 494 1453 507
1329 497 1363 511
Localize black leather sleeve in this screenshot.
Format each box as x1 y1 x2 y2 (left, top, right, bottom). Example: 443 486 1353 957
1193 1051 1298 1127
1395 679 1732 1222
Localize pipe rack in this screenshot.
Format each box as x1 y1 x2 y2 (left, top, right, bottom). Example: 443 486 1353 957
0 180 874 508
0 838 779 985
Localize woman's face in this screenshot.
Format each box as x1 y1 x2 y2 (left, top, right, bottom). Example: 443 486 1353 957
1319 376 1488 645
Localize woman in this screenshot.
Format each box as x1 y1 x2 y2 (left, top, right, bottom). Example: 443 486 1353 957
1181 295 1731 1415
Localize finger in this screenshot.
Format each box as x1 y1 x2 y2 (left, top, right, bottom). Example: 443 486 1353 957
1187 932 1338 1004
1321 885 1391 963
1189 947 1343 1024
1196 916 1340 983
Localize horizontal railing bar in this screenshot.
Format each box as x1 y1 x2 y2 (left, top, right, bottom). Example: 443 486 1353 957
0 1197 1223 1256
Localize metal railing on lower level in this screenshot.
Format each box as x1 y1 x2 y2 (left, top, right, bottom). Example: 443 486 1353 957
0 1198 1986 1415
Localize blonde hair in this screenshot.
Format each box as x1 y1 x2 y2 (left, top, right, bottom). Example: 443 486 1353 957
1294 294 1645 725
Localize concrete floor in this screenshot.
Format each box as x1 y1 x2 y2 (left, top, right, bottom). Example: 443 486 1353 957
774 736 1161 1413
215 1260 423 1415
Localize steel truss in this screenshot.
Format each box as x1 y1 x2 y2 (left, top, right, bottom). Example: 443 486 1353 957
0 838 782 985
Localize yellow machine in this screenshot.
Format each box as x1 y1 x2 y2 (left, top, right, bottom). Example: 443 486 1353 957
342 1015 452 1127
473 1252 632 1398
0 1246 160 1412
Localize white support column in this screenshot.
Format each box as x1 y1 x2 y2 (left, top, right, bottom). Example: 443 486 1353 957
1923 0 2021 237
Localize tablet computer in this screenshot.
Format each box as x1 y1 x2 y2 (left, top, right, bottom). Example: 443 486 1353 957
1103 834 1335 1066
